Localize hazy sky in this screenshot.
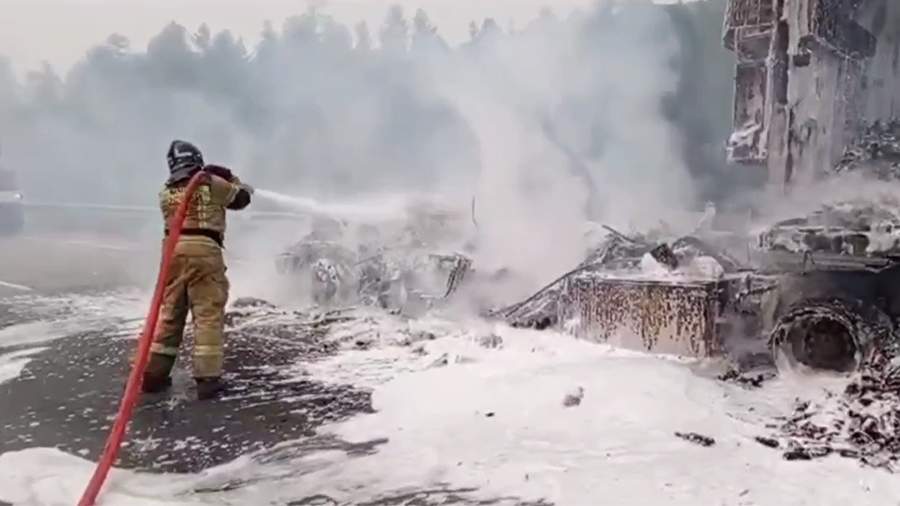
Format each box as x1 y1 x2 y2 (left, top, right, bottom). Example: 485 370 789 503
0 0 619 76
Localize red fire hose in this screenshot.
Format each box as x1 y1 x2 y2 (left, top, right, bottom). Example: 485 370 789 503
78 171 207 506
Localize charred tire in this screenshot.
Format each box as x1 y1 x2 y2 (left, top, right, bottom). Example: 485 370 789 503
769 298 892 373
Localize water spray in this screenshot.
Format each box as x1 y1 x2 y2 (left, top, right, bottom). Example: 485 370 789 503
254 188 462 224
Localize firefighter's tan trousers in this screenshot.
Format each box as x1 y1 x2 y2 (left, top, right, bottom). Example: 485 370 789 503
147 240 229 379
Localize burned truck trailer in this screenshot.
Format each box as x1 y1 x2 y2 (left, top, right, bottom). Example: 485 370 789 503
724 0 900 187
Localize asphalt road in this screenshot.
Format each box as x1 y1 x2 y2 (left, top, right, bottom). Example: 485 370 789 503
0 215 375 478
0 299 375 474
0 214 367 475
0 234 156 298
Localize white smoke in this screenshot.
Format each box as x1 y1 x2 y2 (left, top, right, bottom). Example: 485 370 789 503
0 2 717 301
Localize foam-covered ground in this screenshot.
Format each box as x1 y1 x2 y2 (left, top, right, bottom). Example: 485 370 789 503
2 290 900 505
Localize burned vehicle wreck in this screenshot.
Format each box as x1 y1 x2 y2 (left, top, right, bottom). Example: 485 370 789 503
756 200 900 374
756 120 900 373
496 202 900 377
496 229 774 366
498 0 900 378
269 0 900 379
274 209 475 313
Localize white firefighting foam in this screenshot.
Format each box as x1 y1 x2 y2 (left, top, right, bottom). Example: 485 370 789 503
1 306 900 506
0 347 47 385
637 251 726 281
0 291 146 386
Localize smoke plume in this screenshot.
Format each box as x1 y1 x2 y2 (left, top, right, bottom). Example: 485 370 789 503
0 1 737 294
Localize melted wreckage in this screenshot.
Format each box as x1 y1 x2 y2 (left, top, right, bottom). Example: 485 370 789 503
274 210 477 312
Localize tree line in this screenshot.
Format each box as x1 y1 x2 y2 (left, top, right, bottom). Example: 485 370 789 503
0 1 746 209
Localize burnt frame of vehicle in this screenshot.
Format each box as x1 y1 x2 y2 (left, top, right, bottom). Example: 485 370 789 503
274 209 476 313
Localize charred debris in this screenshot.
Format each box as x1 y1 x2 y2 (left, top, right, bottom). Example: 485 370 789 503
274 207 478 314
273 198 900 379
266 0 900 382
270 113 900 382
569 161 900 378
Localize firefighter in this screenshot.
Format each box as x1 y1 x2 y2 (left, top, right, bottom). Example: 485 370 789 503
142 140 253 400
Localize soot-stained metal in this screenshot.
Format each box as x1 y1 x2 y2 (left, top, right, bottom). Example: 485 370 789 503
499 229 748 360
562 275 724 357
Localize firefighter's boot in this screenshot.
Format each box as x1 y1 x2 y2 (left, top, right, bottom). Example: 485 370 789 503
195 377 226 400
142 353 176 393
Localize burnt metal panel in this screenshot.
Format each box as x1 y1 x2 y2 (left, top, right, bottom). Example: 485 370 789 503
561 276 724 358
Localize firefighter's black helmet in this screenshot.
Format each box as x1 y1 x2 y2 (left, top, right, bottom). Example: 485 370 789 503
166 140 204 181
